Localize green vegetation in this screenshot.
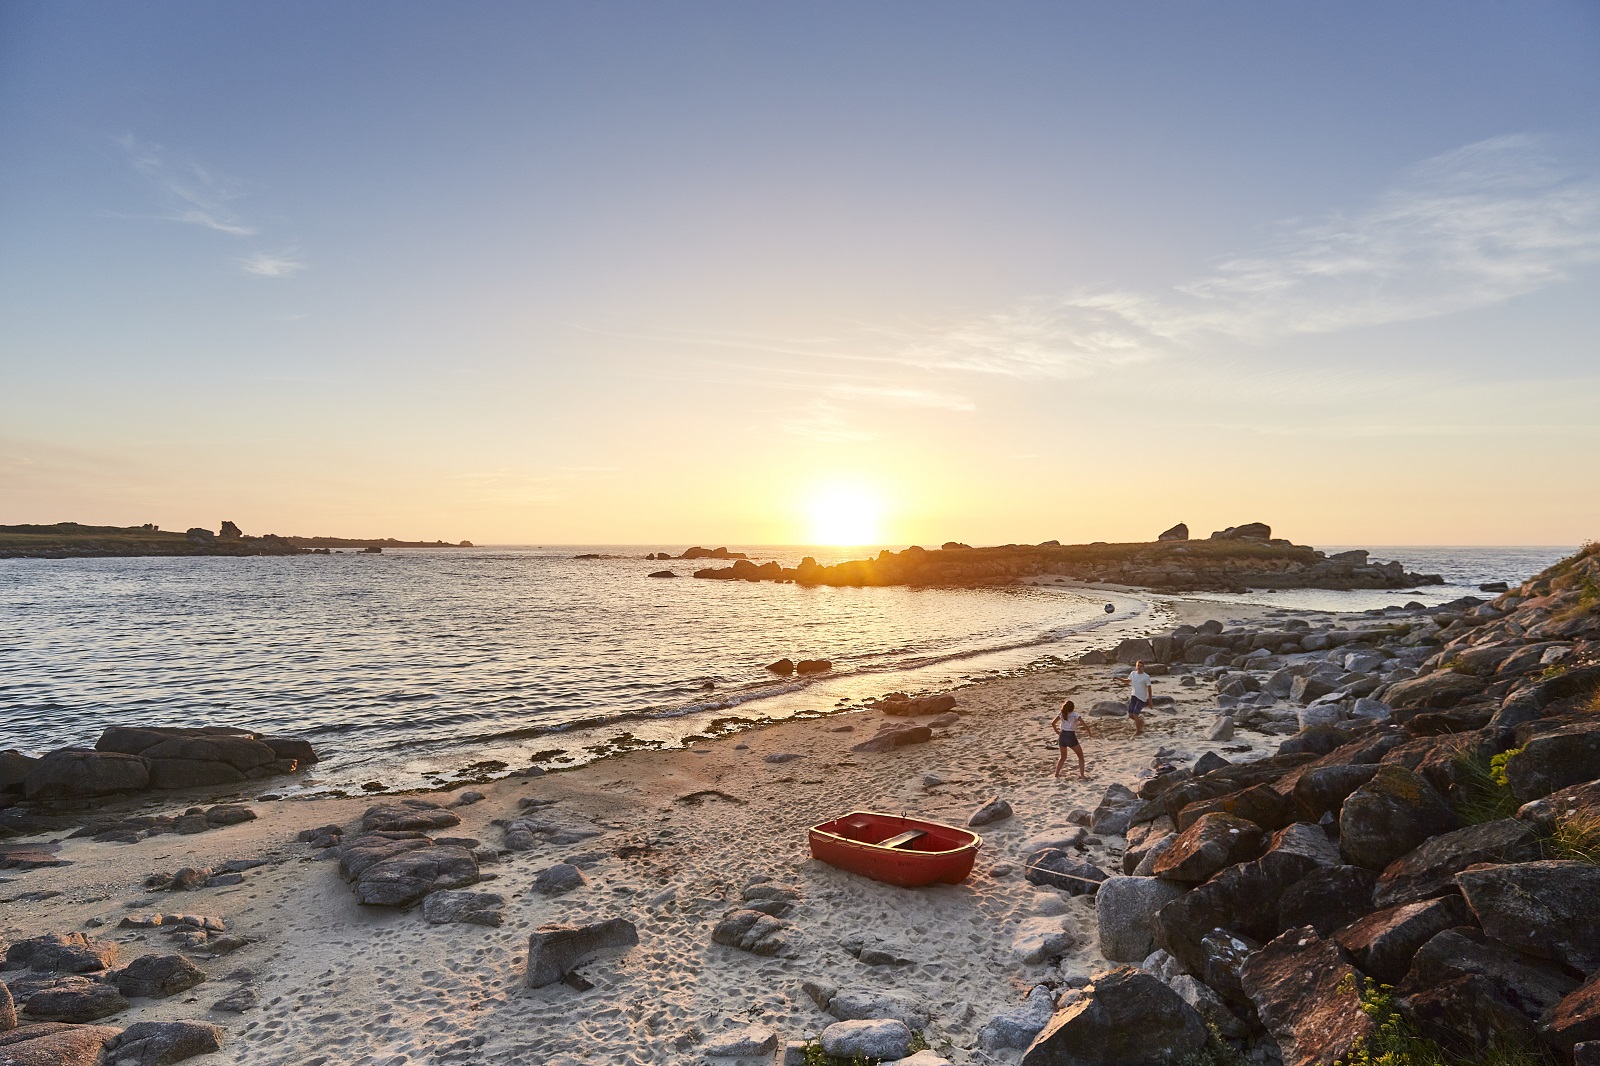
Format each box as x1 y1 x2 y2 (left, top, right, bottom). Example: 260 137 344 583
1549 805 1600 865
1451 748 1519 825
1489 748 1522 788
1335 977 1557 1066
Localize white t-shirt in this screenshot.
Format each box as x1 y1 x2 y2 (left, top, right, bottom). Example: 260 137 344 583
1129 671 1153 701
1062 710 1083 732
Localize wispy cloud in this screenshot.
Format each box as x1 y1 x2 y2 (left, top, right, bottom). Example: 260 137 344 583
782 400 878 443
118 134 308 277
883 135 1600 378
822 383 974 411
119 135 257 236
237 251 307 278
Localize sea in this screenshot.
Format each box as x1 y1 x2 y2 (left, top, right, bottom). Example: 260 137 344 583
0 544 1571 794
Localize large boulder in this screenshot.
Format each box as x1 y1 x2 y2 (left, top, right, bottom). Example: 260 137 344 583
1456 860 1600 974
850 724 932 753
1176 783 1293 833
1012 916 1079 965
1274 865 1377 937
1505 718 1600 802
827 988 928 1029
1095 876 1185 962
7 934 119 974
337 831 432 881
819 1020 911 1061
1399 928 1578 1053
22 750 149 799
711 909 790 956
1372 818 1540 908
979 986 1055 1051
136 734 277 771
360 802 462 833
353 845 480 907
1114 638 1156 666
1289 764 1379 821
0 750 38 793
1088 784 1141 836
1545 975 1600 1054
1516 778 1600 831
1384 672 1483 713
1335 896 1472 984
1157 523 1189 542
102 1020 224 1066
1240 927 1374 1066
111 954 206 999
524 919 639 988
1211 522 1271 541
21 978 130 1022
422 890 505 927
1020 966 1207 1065
95 724 312 784
1338 765 1460 870
0 1024 123 1066
1024 850 1107 896
1151 813 1263 883
144 759 247 790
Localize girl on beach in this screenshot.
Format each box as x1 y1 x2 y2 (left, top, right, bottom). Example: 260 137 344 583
1051 699 1090 779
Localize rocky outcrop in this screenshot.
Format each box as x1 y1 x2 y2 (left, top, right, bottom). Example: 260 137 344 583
0 1023 124 1064
14 726 317 802
1157 523 1189 542
1050 543 1600 1065
21 751 150 800
102 1020 224 1066
691 533 1443 591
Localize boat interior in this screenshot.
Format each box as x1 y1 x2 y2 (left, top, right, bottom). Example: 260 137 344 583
815 813 974 853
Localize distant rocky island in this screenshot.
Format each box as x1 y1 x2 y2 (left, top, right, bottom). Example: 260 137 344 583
0 522 473 559
692 522 1444 592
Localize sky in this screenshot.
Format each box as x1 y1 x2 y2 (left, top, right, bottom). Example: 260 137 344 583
2 2 1598 547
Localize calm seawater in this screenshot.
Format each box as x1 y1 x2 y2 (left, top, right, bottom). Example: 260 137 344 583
0 544 1570 791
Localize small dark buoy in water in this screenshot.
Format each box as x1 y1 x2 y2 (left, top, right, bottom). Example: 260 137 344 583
1104 603 1115 614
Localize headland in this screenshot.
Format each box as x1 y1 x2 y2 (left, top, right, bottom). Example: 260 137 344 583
691 523 1445 593
0 522 473 559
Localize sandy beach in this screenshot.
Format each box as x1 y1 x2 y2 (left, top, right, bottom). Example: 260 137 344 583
0 592 1331 1065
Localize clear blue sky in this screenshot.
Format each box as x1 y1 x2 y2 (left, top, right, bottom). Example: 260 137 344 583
3 2 1597 544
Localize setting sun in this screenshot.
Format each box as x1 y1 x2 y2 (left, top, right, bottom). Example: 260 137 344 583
806 483 887 545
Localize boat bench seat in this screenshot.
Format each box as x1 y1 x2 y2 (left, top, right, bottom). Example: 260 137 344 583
878 829 927 849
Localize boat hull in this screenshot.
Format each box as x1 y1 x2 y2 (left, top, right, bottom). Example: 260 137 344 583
808 811 981 887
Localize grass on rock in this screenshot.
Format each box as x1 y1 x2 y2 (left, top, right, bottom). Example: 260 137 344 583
1450 749 1520 825
1336 978 1558 1066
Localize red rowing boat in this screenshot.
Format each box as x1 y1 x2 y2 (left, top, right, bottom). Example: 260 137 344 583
808 811 982 887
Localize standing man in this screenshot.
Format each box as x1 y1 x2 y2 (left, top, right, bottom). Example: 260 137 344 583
1122 660 1152 737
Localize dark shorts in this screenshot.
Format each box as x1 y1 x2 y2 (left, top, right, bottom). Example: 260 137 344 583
1128 696 1148 717
1058 731 1080 749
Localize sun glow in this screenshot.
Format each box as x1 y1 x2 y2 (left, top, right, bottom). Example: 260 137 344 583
806 483 886 546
